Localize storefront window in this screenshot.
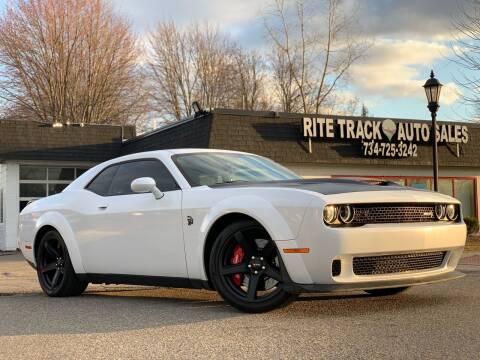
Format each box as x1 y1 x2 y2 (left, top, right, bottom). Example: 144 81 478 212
438 179 454 197
20 166 46 180
48 168 75 181
409 178 432 190
76 168 88 177
19 166 90 211
48 183 69 195
389 179 406 186
454 179 475 218
20 183 47 198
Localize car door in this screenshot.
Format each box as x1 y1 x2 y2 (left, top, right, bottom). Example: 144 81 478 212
77 158 187 278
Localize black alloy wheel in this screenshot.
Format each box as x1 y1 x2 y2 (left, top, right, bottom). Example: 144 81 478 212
36 230 88 297
210 220 296 313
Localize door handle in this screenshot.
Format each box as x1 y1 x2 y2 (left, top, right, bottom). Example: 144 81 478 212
98 205 108 210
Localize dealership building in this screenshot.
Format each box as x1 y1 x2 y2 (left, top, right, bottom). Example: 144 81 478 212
1 108 479 251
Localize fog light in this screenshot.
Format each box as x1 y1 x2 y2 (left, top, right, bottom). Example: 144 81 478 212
446 204 458 221
323 205 338 224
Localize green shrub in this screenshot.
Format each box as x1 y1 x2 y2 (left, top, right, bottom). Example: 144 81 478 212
464 217 479 235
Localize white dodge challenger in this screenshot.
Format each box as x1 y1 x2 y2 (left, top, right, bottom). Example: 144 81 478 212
19 149 466 312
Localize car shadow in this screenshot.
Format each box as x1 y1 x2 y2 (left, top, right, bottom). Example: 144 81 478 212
0 284 459 337
0 288 238 337
289 291 455 317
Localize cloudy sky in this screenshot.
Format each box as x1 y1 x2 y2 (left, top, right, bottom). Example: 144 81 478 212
0 0 472 121
112 0 471 121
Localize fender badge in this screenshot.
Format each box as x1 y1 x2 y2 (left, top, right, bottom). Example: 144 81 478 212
187 216 194 226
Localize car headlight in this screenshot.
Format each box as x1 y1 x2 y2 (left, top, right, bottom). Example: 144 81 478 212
446 204 458 221
323 205 338 224
435 204 446 220
339 205 354 224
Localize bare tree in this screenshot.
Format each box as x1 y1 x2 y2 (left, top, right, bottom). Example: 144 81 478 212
147 22 269 121
264 0 370 114
451 0 480 119
0 0 146 124
232 50 268 110
360 103 369 117
190 24 239 110
269 47 302 112
147 22 197 121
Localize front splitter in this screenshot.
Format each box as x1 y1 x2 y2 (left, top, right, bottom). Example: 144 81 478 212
282 270 465 293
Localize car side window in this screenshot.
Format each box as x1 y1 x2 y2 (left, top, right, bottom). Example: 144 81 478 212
108 160 179 196
86 165 119 196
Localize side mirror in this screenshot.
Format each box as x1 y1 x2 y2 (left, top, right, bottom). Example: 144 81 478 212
131 177 164 199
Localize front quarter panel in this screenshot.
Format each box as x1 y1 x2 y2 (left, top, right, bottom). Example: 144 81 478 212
19 196 85 274
182 186 315 280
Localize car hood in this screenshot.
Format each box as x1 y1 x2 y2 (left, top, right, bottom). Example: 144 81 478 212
208 178 421 195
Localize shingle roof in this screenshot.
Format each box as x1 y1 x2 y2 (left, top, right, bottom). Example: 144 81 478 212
0 120 135 162
121 108 480 168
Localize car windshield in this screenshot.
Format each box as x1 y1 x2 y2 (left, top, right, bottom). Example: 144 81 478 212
173 152 301 187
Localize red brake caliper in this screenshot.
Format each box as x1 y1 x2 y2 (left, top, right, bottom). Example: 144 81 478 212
230 244 245 286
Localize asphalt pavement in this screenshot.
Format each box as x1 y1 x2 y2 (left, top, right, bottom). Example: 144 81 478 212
0 252 479 359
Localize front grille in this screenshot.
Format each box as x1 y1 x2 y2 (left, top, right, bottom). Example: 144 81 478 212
353 251 446 275
352 204 437 224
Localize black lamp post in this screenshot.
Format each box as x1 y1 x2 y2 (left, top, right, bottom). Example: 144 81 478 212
423 70 443 192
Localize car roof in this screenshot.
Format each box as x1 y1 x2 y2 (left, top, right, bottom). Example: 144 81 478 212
164 148 248 155
116 148 249 160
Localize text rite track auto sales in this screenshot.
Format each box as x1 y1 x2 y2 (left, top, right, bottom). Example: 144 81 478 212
302 117 469 144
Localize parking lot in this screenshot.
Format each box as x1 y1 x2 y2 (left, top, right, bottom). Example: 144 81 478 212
0 252 479 360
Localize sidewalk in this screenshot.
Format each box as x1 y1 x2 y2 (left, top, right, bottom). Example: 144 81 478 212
459 252 480 265
466 234 480 252
0 252 39 294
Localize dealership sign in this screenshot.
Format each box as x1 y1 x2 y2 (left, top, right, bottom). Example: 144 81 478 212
302 117 469 158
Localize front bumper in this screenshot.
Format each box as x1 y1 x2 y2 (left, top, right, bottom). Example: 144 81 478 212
275 215 467 287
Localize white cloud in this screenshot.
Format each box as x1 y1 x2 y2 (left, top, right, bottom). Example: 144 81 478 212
114 0 266 34
350 39 460 104
441 82 461 106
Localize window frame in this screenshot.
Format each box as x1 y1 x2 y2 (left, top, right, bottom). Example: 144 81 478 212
84 158 180 197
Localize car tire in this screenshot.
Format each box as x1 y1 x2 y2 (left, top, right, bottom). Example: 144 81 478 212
364 287 410 296
209 220 296 313
36 230 88 297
